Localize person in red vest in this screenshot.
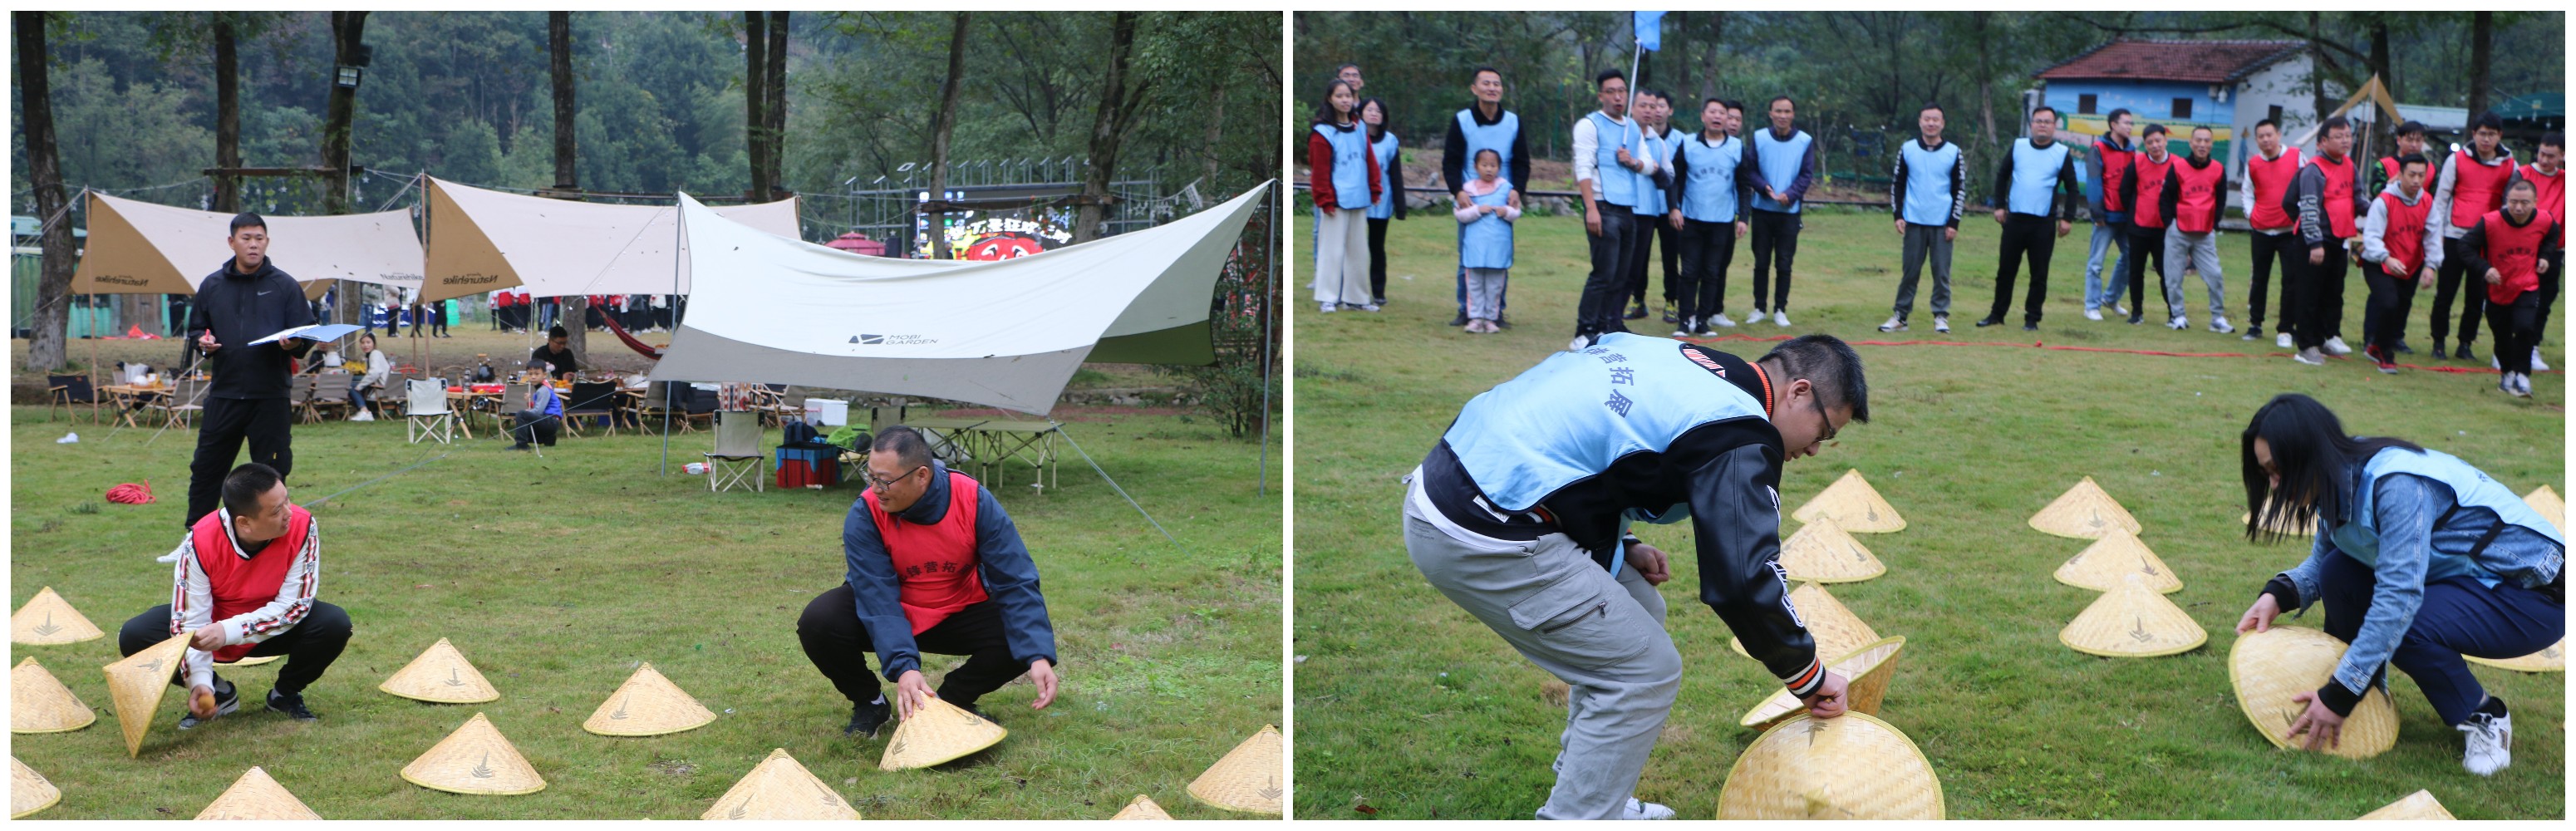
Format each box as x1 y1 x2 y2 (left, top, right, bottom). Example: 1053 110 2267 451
2242 119 2304 344
2427 111 2519 361
2358 154 2445 374
2115 124 2175 326
2460 179 2564 398
2511 133 2564 372
2082 108 2139 320
2157 125 2233 332
2283 116 2372 366
118 463 349 728
797 426 1060 740
2375 120 2431 193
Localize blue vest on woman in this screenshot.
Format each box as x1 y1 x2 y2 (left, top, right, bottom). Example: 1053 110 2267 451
1751 129 1813 213
2328 446 2564 583
1459 182 1516 271
1368 130 1402 220
1315 122 1374 210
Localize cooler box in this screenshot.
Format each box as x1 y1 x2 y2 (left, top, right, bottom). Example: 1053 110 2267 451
776 446 839 489
804 398 850 427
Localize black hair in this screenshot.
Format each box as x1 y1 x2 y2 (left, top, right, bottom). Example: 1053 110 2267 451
2241 394 2421 543
220 463 283 519
2030 105 2058 120
1335 62 1361 77
2542 132 2565 150
1758 334 1869 424
1594 68 1626 90
2254 118 2281 133
2472 111 2505 134
2106 107 2132 125
2190 125 2214 137
1472 147 1502 167
229 213 267 235
548 324 569 339
1359 96 1391 140
1313 78 1358 126
1470 66 1502 84
1634 88 1669 106
524 358 550 371
1723 99 1745 113
872 425 933 471
1767 95 1795 111
2397 152 2429 172
1919 101 1944 117
2395 120 2427 138
2507 177 2538 195
1703 97 1728 111
2321 115 2352 136
2141 123 2168 140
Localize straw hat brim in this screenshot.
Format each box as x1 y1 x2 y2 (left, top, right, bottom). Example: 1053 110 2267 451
194 766 322 820
879 697 1009 770
2059 584 2207 658
2462 639 2564 672
1790 470 1907 533
12 657 96 734
11 588 106 645
1111 794 1177 820
582 662 717 736
1778 517 1886 583
12 757 61 819
1186 725 1284 814
2229 627 2400 759
1739 637 1906 729
1729 583 1881 663
379 638 502 704
2028 478 2142 538
1716 712 1944 819
401 713 548 795
2357 789 2455 820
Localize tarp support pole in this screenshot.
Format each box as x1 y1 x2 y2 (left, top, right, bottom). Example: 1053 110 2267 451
1054 420 1183 553
1256 193 1274 497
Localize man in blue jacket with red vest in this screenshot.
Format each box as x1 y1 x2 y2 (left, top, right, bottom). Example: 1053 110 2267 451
798 426 1060 740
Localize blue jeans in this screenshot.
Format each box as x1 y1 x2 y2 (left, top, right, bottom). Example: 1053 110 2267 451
2084 219 2131 311
2316 548 2564 726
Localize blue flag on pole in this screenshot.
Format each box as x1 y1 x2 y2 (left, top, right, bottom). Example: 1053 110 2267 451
1635 12 1665 52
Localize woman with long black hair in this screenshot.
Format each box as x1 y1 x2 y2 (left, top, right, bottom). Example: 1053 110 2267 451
1308 78 1382 313
1359 96 1407 307
2234 393 2562 775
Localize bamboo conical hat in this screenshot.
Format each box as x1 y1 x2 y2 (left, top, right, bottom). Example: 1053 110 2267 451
1740 636 1908 730
1731 583 1880 661
12 587 104 645
2052 527 2184 594
1777 517 1885 583
582 662 716 736
12 657 96 734
1186 725 1283 814
2229 626 2400 759
401 712 547 794
2028 477 2142 538
701 748 860 820
1791 469 1907 533
380 638 501 703
1111 794 1176 820
879 696 1010 770
195 765 322 820
12 757 60 819
2059 576 2206 657
2357 789 2455 820
2463 638 2564 672
2524 484 2564 533
102 632 190 757
1715 712 1944 819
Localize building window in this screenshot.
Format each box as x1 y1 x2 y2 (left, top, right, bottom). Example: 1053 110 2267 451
2172 98 2193 120
2268 104 2283 125
2079 94 2097 116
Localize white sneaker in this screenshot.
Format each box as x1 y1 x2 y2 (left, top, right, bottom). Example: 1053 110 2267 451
1934 315 1950 333
2490 355 2502 370
2276 332 2293 349
2511 372 2534 398
2293 347 2326 366
2167 315 2188 330
2460 711 2512 775
2323 336 2352 356
1622 798 1677 820
2114 302 2130 317
1359 303 1381 312
351 410 375 422
2210 316 2234 334
2531 348 2549 371
1772 310 1791 327
2083 307 2103 321
1709 312 1737 328
1319 302 1337 313
1569 335 1592 352
1878 315 1907 332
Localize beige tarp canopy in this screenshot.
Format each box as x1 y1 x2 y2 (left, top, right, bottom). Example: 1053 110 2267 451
420 177 799 303
70 191 425 300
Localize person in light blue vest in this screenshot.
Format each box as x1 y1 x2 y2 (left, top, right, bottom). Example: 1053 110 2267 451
2235 393 2561 775
1975 106 2080 331
1404 333 1870 819
1572 69 1644 348
1669 97 1752 336
1360 97 1408 307
1741 96 1817 327
1880 102 1966 334
1445 66 1530 328
1622 89 1679 324
1307 79 1382 314
1454 149 1520 333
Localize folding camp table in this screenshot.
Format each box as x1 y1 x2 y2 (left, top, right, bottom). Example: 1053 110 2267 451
900 417 1061 491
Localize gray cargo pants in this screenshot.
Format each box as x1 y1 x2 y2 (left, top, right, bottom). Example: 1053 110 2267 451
2161 229 2229 320
1404 494 1681 820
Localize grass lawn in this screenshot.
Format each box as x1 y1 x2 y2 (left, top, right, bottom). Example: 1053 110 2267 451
8 404 1279 819
1290 209 2563 819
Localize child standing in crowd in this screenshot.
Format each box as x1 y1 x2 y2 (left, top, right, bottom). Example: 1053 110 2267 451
1309 78 1384 314
1455 149 1520 333
1361 97 1407 307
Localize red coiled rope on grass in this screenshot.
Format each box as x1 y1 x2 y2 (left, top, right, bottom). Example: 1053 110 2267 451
106 480 155 504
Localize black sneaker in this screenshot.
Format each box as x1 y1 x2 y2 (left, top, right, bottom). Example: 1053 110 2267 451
2456 342 2478 361
2433 342 2450 360
178 679 240 730
1448 311 1468 327
1624 302 1648 320
1974 317 2004 327
1493 313 1512 329
264 688 318 721
845 698 893 739
2023 322 2039 332
2242 325 2264 342
2395 338 2414 354
2126 313 2144 324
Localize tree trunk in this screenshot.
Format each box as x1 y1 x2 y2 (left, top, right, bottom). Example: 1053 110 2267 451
2466 12 2492 119
927 12 971 259
743 11 767 201
1202 84 1227 185
213 14 241 213
2367 16 2392 161
17 11 74 371
1975 12 1998 154
765 10 788 200
549 10 587 364
1074 11 1139 245
2306 12 2328 128
322 11 368 328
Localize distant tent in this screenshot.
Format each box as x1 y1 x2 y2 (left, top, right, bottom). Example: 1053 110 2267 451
650 183 1271 416
418 177 799 302
70 191 424 300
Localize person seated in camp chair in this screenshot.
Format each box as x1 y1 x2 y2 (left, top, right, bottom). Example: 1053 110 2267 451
508 360 562 450
120 463 351 727
796 426 1060 740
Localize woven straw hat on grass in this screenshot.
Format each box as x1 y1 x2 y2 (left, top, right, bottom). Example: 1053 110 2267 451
583 662 716 736
701 748 859 820
1738 636 1907 730
401 712 547 795
2463 638 2564 672
2357 789 2455 820
1731 582 1880 661
1111 793 1176 819
1790 469 1905 533
2028 476 2141 538
222 655 283 667
2052 527 2183 594
12 757 60 819
1186 725 1283 814
1715 712 1944 819
2524 484 2564 532
380 637 501 704
2229 626 2399 760
101 632 190 757
12 587 104 645
879 696 1009 770
1777 517 1885 583
2059 575 2206 657
12 657 95 734
194 766 322 820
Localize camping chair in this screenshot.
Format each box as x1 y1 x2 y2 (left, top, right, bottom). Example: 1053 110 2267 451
634 381 696 434
562 381 622 438
704 410 766 493
307 372 354 422
150 378 206 430
495 383 530 442
46 374 99 424
404 379 457 444
287 373 317 423
373 371 415 420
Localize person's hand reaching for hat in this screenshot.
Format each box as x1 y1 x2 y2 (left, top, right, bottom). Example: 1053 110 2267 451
1026 660 1058 710
1800 671 1849 719
2235 593 2281 635
894 670 935 720
2285 691 2343 750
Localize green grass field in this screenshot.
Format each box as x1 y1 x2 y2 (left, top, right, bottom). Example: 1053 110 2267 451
9 406 1279 819
1290 209 2564 819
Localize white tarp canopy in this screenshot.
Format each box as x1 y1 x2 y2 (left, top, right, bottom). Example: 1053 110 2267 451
651 182 1271 415
70 191 424 300
420 176 799 302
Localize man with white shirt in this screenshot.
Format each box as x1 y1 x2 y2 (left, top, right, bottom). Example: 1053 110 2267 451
2241 119 2303 343
2510 133 2563 371
1573 69 1643 348
2426 111 2519 361
2357 153 2444 374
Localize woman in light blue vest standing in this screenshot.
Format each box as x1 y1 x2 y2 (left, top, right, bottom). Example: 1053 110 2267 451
2235 393 2562 775
1454 149 1520 333
1360 97 1408 307
1308 79 1382 313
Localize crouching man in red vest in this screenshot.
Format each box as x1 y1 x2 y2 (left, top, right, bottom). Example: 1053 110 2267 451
117 463 351 728
797 426 1060 740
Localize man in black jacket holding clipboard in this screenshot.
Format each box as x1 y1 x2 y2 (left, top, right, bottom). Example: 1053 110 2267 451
182 213 316 529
